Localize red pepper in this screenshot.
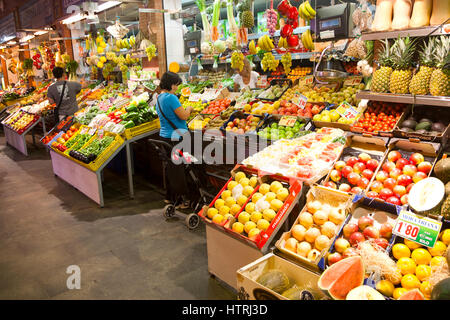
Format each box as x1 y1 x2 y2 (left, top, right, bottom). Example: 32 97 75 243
281 24 293 38
289 18 298 29
277 0 291 16
287 6 298 20
287 34 299 48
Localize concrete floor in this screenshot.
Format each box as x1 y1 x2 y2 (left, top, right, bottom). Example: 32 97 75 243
0 134 236 300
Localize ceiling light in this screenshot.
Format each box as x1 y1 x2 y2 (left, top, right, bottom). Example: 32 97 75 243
7 41 16 45
62 13 85 24
20 34 35 42
95 1 121 13
34 30 48 36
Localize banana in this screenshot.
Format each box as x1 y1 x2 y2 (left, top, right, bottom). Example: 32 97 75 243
249 40 257 54
257 37 263 50
299 3 311 20
266 35 274 50
305 29 314 50
304 1 316 18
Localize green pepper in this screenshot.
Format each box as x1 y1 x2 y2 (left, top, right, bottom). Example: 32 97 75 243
126 105 138 113
123 120 135 129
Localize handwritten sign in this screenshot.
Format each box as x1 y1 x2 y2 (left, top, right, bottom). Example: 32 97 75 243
393 210 442 248
337 101 358 120
344 76 363 87
189 93 202 102
279 116 297 127
257 75 269 88
292 93 307 109
298 75 314 87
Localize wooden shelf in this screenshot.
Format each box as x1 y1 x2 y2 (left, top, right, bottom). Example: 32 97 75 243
356 91 450 107
361 25 445 41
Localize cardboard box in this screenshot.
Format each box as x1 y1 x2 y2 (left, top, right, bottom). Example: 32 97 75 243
236 253 326 300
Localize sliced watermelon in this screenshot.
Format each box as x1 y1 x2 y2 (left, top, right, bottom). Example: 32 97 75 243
398 289 425 300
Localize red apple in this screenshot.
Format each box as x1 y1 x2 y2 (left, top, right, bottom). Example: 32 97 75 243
396 158 409 170
388 150 402 163
389 168 403 180
334 160 346 171
410 152 424 165
383 161 396 173
346 156 359 167
357 177 370 189
376 170 389 182
383 178 397 190
361 169 374 180
341 166 353 178
351 187 363 194
386 196 401 205
413 171 427 183
349 232 366 246
330 169 342 182
358 153 371 164
403 164 418 177
363 226 380 239
393 185 407 197
328 252 343 266
348 172 361 186
334 238 351 253
343 223 359 239
358 216 374 231
324 181 337 189
401 194 409 205
370 181 384 193
366 191 379 198
379 188 394 200
379 223 393 239
339 183 351 193
353 162 366 174
366 159 379 171
397 174 413 187
343 247 359 258
417 161 432 174
374 238 389 250
406 183 415 194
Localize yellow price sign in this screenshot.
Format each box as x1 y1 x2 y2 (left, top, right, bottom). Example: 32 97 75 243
279 116 297 127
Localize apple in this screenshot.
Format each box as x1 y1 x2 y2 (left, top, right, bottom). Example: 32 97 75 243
339 183 351 193
413 171 427 183
366 159 379 172
346 156 359 167
410 152 424 165
379 188 394 201
417 161 432 174
353 162 366 174
403 164 418 177
388 151 402 163
363 226 380 239
361 169 374 180
406 183 415 194
351 187 363 194
397 174 413 187
366 191 379 198
370 180 384 193
328 252 343 266
374 238 389 250
335 160 346 171
401 194 408 205
343 247 359 258
383 178 397 190
324 181 337 189
343 223 359 239
357 177 370 189
349 232 366 246
389 168 403 180
383 161 396 173
341 166 353 178
348 172 361 186
396 158 409 170
379 223 393 239
334 238 351 253
386 196 401 205
376 170 389 183
330 169 342 182
358 153 371 164
393 185 407 197
358 216 374 231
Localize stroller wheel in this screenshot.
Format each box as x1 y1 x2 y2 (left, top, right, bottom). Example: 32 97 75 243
185 213 200 230
163 204 176 219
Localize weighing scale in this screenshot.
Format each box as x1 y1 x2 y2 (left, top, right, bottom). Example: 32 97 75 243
315 2 356 41
184 30 202 56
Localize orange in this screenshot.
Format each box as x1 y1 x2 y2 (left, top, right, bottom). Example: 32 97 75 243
420 281 432 299
427 241 447 257
440 229 450 245
404 239 422 250
393 287 408 300
401 274 421 290
392 243 411 260
415 264 431 282
411 248 432 265
397 257 416 275
430 256 446 268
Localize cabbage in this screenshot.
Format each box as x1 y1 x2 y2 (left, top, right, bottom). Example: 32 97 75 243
213 40 226 53
201 41 213 54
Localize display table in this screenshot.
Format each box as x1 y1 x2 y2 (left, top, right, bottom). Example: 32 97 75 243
3 117 47 156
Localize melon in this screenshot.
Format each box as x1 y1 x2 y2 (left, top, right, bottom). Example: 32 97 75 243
408 178 445 216
346 285 385 300
431 278 450 300
318 256 365 300
256 270 290 294
398 288 425 300
434 158 450 184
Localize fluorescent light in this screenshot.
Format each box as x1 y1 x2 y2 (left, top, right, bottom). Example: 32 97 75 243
62 13 85 24
7 41 16 45
20 35 35 42
95 1 121 13
34 30 48 36
2 35 15 43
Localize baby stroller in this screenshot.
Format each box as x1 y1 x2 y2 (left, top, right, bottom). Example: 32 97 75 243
147 138 213 230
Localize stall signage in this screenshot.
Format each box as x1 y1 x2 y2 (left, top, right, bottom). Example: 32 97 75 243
344 76 363 87
337 101 358 120
189 93 202 102
393 210 442 248
279 116 297 127
292 93 307 109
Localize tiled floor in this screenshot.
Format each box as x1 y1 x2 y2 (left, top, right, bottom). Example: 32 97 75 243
0 135 236 300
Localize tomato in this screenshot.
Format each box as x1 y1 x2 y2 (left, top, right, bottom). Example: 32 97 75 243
70 125 77 132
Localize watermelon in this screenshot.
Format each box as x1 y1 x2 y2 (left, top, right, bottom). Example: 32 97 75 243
318 256 365 300
398 288 425 300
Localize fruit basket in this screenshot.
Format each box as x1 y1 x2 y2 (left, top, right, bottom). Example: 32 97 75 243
313 102 367 132
220 111 266 137
257 114 312 142
256 79 292 102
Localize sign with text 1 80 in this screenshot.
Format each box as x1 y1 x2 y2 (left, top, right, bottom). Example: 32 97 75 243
393 210 442 248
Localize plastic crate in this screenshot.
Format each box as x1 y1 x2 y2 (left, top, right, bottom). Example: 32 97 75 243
123 119 160 140
84 132 125 172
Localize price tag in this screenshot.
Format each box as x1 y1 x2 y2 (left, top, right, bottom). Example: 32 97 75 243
292 93 307 109
344 76 363 87
337 101 358 120
257 75 269 88
189 93 202 102
298 75 314 87
88 128 97 136
393 210 442 248
279 116 297 127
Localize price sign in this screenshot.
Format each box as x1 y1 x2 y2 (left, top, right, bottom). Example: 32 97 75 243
189 93 202 102
344 76 363 87
393 210 442 248
298 75 314 87
80 127 88 134
88 128 97 136
292 93 307 109
279 116 297 127
257 75 269 88
337 101 358 120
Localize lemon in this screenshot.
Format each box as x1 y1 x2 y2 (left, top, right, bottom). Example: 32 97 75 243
257 219 270 231
244 221 257 234
214 199 225 210
427 241 447 257
221 190 232 200
232 222 244 234
219 205 230 216
245 202 256 214
376 280 395 297
230 204 241 215
212 214 224 224
250 211 262 223
207 208 218 219
234 171 246 183
401 274 421 290
404 239 422 250
276 188 289 201
259 183 270 195
242 186 254 197
440 229 450 245
265 192 277 203
223 213 234 221
392 243 411 260
237 195 248 206
263 208 276 222
227 181 238 191
270 199 284 212
270 181 283 193
415 264 431 282
224 197 236 208
240 178 250 187
238 211 251 224
430 256 446 268
249 176 258 188
411 248 432 265
420 281 432 299
252 192 264 203
393 287 408 300
248 227 261 238
397 257 416 275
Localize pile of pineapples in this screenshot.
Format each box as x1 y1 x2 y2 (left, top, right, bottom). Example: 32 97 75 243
371 35 450 97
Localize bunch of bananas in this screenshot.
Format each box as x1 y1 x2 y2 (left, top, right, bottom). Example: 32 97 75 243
298 1 316 21
145 44 156 62
116 38 132 50
96 35 107 54
257 34 274 52
248 40 257 55
278 37 288 49
281 53 292 74
301 29 314 51
261 52 279 72
231 51 245 71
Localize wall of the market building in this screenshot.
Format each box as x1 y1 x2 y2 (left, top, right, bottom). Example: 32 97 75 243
164 0 186 67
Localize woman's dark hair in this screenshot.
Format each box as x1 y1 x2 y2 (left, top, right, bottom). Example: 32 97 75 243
159 71 182 90
52 67 65 79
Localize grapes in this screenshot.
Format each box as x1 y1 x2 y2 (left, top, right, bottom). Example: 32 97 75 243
261 52 279 72
145 44 156 62
231 51 244 71
281 53 292 75
266 9 277 37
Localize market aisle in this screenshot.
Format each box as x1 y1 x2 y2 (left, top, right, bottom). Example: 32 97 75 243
0 135 235 300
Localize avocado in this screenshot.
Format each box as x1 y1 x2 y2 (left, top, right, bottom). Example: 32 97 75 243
432 122 446 132
415 121 432 131
401 119 417 129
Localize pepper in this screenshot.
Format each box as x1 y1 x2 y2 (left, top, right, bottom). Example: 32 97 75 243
126 105 138 113
123 120 135 129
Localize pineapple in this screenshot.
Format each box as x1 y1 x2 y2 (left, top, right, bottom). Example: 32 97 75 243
429 36 450 97
371 39 393 93
389 36 416 94
409 38 436 95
